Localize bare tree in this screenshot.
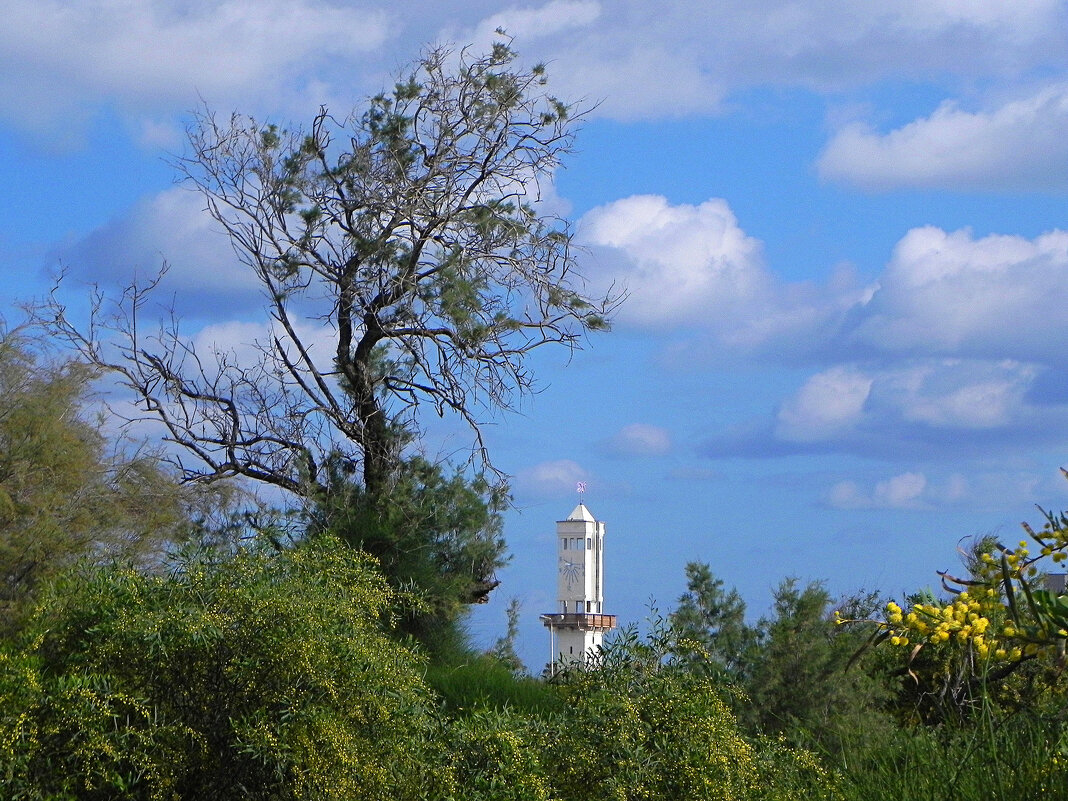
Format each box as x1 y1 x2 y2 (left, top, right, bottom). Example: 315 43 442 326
42 39 617 505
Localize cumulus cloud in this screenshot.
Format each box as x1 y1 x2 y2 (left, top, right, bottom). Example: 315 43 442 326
819 84 1068 191
578 195 768 327
577 194 872 359
53 188 262 317
455 0 1068 120
604 423 671 457
847 226 1068 363
881 362 1039 430
705 359 1065 460
620 219 1068 369
463 0 601 47
825 468 1050 511
776 367 873 443
792 360 1039 437
190 320 271 368
578 200 1068 375
515 459 590 499
6 0 1067 143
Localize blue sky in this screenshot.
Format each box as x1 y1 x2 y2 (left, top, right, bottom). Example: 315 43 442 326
4 1 1068 669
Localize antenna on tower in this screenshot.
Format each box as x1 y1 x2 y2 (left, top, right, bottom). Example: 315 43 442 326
576 481 587 504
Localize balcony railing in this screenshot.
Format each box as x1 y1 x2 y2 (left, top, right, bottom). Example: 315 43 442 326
540 613 617 631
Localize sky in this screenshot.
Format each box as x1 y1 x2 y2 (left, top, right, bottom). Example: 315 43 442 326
4 0 1068 670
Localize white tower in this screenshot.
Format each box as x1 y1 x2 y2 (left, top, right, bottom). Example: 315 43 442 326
540 501 616 669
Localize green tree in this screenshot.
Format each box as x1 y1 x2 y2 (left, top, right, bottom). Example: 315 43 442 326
743 579 892 754
305 454 507 644
490 597 525 673
539 621 840 801
669 561 756 682
42 39 616 618
43 39 615 503
0 326 210 631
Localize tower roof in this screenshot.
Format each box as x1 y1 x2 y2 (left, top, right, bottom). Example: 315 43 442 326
565 502 596 522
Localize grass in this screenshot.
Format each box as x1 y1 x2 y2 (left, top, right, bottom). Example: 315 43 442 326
831 710 1068 801
426 654 563 717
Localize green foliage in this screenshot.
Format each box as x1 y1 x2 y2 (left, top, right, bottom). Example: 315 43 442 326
670 561 756 682
539 622 841 801
489 597 525 673
0 326 207 631
832 709 1068 801
447 708 553 801
669 564 893 755
0 538 451 800
1 543 846 801
743 579 893 752
306 454 508 644
427 654 561 718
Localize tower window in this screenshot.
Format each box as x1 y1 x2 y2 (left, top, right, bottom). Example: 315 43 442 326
587 537 592 549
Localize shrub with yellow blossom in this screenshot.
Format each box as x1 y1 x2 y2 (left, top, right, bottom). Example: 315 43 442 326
848 488 1068 710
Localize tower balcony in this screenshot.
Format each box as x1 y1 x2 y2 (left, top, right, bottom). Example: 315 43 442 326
540 612 617 631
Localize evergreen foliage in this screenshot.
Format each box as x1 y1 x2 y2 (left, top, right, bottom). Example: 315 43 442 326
41 38 616 505
305 454 507 641
0 326 211 631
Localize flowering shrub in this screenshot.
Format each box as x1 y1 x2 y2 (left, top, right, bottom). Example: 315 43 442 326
875 506 1068 665
842 488 1068 717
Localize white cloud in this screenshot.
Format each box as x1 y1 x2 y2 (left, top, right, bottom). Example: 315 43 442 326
462 0 1068 119
515 458 590 498
580 208 1068 371
876 472 928 508
56 187 262 315
605 423 671 457
578 195 872 352
828 472 929 510
6 0 1066 143
578 195 767 327
885 363 1037 430
849 226 1068 363
0 0 389 137
826 468 1054 511
770 359 1044 450
819 84 1068 191
942 473 971 503
464 0 601 47
190 320 269 367
776 367 873 442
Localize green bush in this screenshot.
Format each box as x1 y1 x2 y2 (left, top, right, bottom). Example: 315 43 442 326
0 538 452 800
537 626 840 801
447 707 553 801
